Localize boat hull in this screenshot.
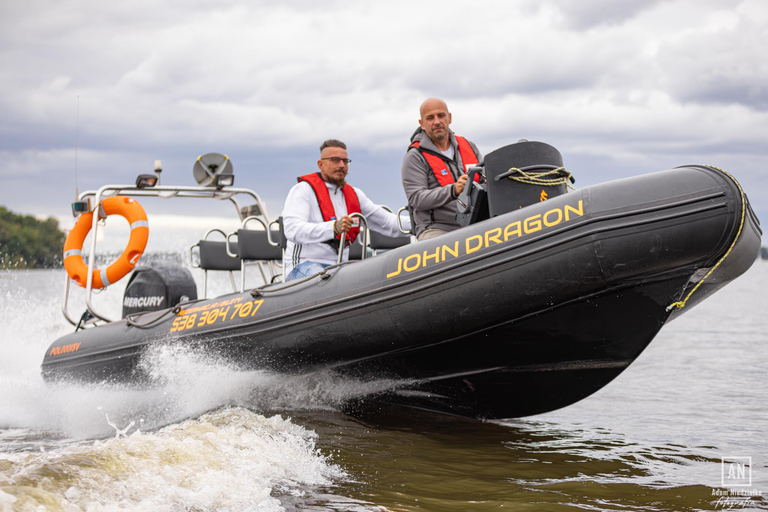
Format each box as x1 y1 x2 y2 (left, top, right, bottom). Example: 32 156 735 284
42 165 762 419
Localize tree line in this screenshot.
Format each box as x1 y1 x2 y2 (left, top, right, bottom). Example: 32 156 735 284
0 206 65 269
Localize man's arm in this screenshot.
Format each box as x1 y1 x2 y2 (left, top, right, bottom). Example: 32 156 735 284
356 188 411 237
281 183 336 244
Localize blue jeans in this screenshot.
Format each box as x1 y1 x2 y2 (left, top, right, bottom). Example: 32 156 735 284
286 261 330 281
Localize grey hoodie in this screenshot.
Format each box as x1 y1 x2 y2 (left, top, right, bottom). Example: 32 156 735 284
400 128 482 237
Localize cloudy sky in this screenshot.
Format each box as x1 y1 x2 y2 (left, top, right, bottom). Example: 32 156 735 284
2 0 767 247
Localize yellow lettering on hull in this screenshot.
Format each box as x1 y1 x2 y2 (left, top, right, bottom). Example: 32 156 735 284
170 298 264 333
387 200 585 279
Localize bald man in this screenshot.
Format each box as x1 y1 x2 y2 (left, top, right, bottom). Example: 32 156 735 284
401 98 483 240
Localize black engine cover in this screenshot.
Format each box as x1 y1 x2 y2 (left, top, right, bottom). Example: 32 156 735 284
122 261 197 318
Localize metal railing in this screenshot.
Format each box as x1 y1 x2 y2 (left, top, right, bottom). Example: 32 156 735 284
63 183 271 327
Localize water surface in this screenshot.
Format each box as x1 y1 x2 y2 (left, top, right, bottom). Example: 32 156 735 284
1 264 766 511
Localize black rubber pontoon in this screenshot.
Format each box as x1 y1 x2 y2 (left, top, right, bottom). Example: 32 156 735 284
42 160 761 419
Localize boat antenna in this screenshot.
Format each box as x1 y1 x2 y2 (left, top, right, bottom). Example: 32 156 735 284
74 94 80 200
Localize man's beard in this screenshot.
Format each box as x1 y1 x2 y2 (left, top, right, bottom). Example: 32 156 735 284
429 128 448 145
326 175 346 187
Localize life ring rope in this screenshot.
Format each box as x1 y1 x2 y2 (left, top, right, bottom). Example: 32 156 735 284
63 196 149 289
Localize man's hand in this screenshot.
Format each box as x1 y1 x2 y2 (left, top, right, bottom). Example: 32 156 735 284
334 216 354 234
453 174 468 196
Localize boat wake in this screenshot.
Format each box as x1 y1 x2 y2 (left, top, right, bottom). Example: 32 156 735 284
0 270 402 440
0 271 396 510
2 338 403 441
0 407 348 511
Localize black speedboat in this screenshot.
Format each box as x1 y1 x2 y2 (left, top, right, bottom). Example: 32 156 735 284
42 143 762 420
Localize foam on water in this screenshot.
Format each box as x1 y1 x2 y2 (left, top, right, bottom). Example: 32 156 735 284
1 337 402 441
0 407 345 511
0 269 399 439
0 269 389 510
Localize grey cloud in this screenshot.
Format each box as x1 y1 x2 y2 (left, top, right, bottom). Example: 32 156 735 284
552 0 667 29
657 19 768 110
1 0 766 240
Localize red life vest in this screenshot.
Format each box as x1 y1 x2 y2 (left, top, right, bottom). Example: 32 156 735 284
409 136 480 187
297 172 361 247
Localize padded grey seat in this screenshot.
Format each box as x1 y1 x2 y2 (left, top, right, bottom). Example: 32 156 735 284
191 229 241 297
227 217 284 287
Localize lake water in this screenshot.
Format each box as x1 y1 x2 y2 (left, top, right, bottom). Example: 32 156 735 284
1 263 766 511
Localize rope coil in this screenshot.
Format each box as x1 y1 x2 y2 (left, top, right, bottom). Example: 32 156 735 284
504 166 577 191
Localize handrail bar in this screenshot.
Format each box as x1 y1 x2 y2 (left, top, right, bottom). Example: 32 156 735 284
337 213 369 265
396 206 413 235
64 182 271 325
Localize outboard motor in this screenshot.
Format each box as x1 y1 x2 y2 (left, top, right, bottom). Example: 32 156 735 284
456 141 574 226
122 261 198 318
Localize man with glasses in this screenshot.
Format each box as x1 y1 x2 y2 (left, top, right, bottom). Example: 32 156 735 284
282 139 410 281
401 98 483 240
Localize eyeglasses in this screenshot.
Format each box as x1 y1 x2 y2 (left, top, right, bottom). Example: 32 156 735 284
321 157 351 165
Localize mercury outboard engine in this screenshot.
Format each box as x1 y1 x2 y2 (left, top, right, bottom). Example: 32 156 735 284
457 140 575 226
122 261 197 318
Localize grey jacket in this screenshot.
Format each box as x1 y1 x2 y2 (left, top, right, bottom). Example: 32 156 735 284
400 128 482 237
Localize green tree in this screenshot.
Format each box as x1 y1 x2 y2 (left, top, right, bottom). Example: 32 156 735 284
0 207 66 269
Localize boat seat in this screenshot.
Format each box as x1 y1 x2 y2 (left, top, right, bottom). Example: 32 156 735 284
348 235 365 260
199 240 241 271
369 205 413 255
226 216 284 288
234 227 282 261
369 230 410 255
190 229 241 298
344 206 412 260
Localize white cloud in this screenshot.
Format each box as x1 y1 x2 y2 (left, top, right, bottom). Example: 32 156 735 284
1 0 766 239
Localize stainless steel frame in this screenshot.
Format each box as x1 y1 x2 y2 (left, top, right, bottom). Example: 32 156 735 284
62 183 271 327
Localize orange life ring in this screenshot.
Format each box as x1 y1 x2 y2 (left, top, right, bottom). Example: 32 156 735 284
63 196 149 289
